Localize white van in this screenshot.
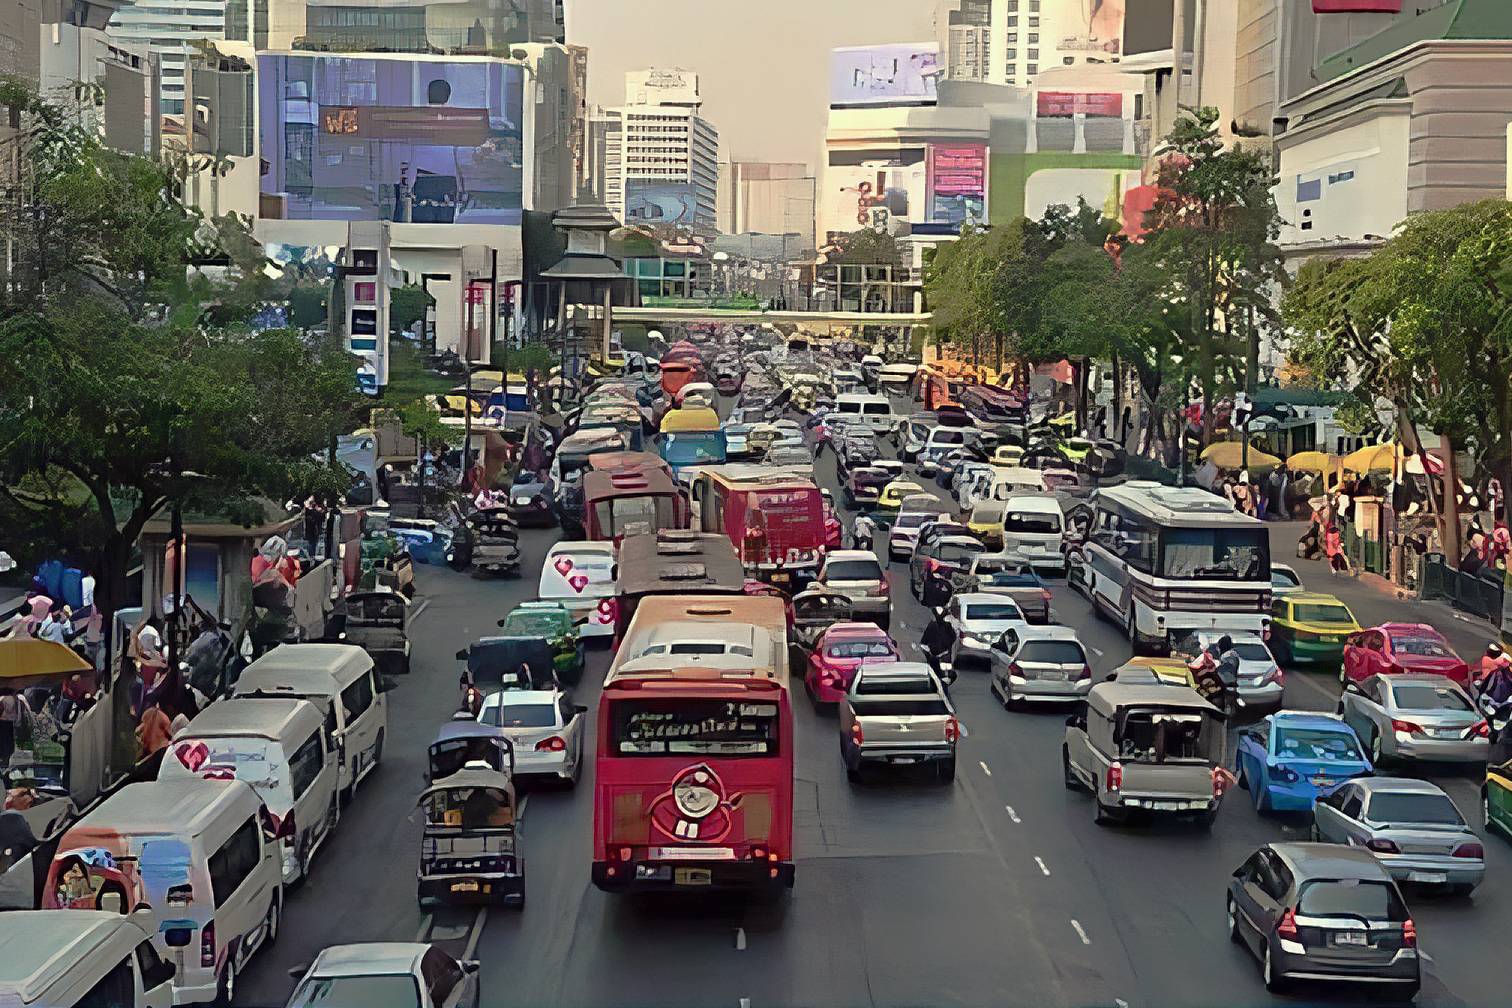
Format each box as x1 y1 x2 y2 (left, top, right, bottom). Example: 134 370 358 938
232 644 387 798
161 698 338 886
986 466 1049 502
833 393 895 433
540 541 618 639
999 494 1067 575
0 910 177 1007
878 362 918 392
46 780 282 1005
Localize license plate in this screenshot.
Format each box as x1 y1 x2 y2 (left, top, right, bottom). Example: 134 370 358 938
891 756 917 765
674 868 713 886
1151 800 1182 810
1312 776 1330 787
451 881 480 893
1408 871 1447 883
1335 930 1368 946
1432 728 1461 739
1317 636 1338 644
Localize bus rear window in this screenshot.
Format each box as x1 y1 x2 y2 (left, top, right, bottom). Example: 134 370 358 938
611 699 779 756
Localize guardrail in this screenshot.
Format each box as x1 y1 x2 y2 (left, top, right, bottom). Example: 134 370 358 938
1419 552 1504 628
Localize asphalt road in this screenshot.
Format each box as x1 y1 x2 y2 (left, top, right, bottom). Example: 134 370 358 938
238 392 1509 1008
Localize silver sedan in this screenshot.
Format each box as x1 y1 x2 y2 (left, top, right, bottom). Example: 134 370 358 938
1337 674 1490 764
1312 777 1484 894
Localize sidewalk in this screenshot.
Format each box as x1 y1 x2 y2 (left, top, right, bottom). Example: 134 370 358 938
1265 521 1493 662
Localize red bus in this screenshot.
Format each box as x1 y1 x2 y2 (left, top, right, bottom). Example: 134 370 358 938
592 594 794 893
582 467 689 545
690 467 827 585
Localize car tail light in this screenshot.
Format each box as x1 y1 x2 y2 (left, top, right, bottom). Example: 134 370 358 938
1391 719 1424 736
1276 908 1298 942
1040 589 1053 602
536 736 567 752
879 574 890 596
944 716 959 743
200 921 216 968
1076 665 1092 681
851 721 864 746
1008 662 1024 678
1452 842 1484 859
1106 762 1122 793
1367 837 1400 854
1402 918 1417 948
1473 720 1490 738
1268 667 1285 685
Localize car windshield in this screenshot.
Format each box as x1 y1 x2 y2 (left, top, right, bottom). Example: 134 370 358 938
1391 684 1473 712
1390 636 1454 658
824 560 883 581
1272 569 1301 587
931 430 966 445
487 703 556 729
895 511 934 530
1018 640 1084 664
289 975 423 1007
1160 527 1268 580
1231 642 1273 662
827 640 894 659
1297 879 1407 922
661 432 725 465
938 543 983 565
1003 511 1061 534
972 507 1004 524
1293 604 1354 624
1366 791 1463 826
964 602 1021 622
1274 728 1363 762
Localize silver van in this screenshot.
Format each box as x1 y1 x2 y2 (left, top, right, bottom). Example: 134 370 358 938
0 910 176 1007
1063 682 1229 828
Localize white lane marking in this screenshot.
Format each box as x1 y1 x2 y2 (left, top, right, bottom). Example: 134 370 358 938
1034 856 1051 877
1005 805 1021 823
462 907 488 960
414 913 432 943
411 598 432 621
1070 919 1091 945
978 760 992 776
740 999 752 1008
1115 999 1129 1008
1088 645 1105 658
735 927 747 950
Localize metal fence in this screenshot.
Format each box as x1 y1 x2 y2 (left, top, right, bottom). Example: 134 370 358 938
1420 553 1504 628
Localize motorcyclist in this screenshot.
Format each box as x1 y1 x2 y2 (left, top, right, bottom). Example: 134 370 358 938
920 607 957 687
1477 644 1511 689
1187 634 1241 715
852 513 877 552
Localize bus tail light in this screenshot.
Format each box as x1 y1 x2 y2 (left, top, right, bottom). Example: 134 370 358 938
1106 762 1122 793
536 736 567 752
200 921 216 968
618 847 632 861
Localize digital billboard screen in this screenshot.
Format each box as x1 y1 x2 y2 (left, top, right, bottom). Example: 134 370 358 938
1036 92 1124 118
624 181 699 225
829 43 940 107
258 54 524 225
926 144 986 227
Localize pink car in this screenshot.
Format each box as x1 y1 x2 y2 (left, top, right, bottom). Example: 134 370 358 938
806 622 900 703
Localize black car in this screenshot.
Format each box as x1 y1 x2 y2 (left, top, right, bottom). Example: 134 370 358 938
842 466 892 510
1227 843 1420 999
506 480 556 527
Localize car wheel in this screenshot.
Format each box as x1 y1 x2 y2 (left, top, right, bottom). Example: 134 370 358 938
1394 981 1420 1002
1226 896 1242 944
936 757 956 784
1262 943 1287 993
1093 799 1117 826
1308 822 1320 842
1062 745 1079 791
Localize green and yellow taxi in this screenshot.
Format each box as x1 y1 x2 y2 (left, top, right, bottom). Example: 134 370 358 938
1112 656 1198 687
1268 592 1361 666
1484 757 1512 841
498 601 585 684
873 479 929 530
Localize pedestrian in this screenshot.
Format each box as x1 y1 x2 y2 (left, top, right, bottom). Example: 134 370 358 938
37 606 80 646
135 696 176 760
1325 524 1352 574
921 561 954 609
920 607 957 685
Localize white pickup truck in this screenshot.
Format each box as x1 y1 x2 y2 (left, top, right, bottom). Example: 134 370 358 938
838 662 958 784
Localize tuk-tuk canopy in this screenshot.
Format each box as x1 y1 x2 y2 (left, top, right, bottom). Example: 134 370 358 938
499 602 572 637
460 637 558 689
419 765 516 827
0 639 92 690
583 467 677 507
428 720 515 779
589 451 670 476
345 589 409 622
660 407 720 434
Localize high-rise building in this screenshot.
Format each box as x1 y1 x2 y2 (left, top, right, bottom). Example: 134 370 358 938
594 69 719 231
936 0 1124 88
717 161 815 248
107 0 229 115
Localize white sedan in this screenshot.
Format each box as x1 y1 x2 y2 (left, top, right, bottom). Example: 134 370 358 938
478 689 587 785
946 592 1030 667
286 943 480 1008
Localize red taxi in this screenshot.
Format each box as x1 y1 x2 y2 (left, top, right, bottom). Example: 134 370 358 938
1342 622 1470 687
805 622 900 703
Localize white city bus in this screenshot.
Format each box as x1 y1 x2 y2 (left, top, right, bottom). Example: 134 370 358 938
1082 482 1271 653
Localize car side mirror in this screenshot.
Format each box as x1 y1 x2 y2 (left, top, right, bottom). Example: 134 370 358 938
574 704 588 715
461 960 482 975
496 618 508 627
456 648 470 661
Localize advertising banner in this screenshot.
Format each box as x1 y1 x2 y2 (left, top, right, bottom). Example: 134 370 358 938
926 144 986 227
1060 0 1125 59
822 162 923 237
1036 92 1124 118
624 182 700 225
258 54 525 224
829 43 940 107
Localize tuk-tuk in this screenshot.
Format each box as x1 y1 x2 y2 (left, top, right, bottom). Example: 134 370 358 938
1063 682 1229 828
456 637 559 713
427 718 516 783
496 601 585 685
417 764 523 908
466 509 521 577
790 589 854 654
339 588 411 675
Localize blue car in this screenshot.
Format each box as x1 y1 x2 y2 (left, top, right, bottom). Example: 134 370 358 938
1234 712 1372 814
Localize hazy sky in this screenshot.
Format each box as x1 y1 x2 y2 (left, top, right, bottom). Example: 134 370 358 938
565 0 936 171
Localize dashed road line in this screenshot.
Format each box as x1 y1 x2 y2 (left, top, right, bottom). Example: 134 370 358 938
410 598 432 621
978 760 992 776
735 927 747 950
1034 856 1051 877
1070 919 1091 945
1005 805 1021 823
462 907 488 960
739 998 752 1008
1088 645 1105 658
1115 998 1129 1008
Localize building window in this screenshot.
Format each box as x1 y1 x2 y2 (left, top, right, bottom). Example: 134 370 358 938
1007 32 1017 43
1030 0 1039 9
1028 63 1038 74
1029 16 1039 27
1006 15 1018 26
1296 177 1322 202
1005 64 1016 76
353 282 376 303
1028 49 1038 59
1028 33 1038 43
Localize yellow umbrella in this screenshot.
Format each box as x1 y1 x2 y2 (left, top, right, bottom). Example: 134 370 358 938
1340 443 1401 474
1201 441 1282 470
0 638 92 689
1285 450 1340 473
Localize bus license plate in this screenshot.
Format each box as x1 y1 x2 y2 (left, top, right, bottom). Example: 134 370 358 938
451 881 481 893
674 868 712 886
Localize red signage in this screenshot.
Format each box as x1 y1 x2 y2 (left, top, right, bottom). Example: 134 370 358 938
1312 0 1401 11
1036 92 1123 118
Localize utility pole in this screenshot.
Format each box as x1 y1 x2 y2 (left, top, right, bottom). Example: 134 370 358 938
1169 0 1187 124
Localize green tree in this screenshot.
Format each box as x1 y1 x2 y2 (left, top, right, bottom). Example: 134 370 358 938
389 283 434 336
827 229 903 266
288 284 329 329
0 84 363 622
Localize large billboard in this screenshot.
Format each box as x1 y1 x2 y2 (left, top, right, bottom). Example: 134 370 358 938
258 54 525 225
821 161 925 239
624 181 699 226
829 43 940 107
1036 92 1125 118
1061 0 1125 60
926 144 986 227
